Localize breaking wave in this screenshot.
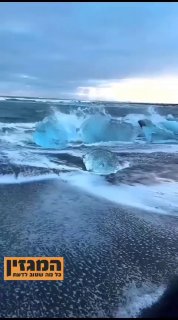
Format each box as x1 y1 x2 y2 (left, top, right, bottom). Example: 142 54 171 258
1 105 178 152
32 106 178 149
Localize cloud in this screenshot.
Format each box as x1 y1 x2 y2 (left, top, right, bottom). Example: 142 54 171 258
0 22 32 35
77 76 178 103
0 3 178 101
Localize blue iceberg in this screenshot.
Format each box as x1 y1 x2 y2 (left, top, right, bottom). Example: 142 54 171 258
79 115 137 144
104 119 137 142
160 120 178 135
33 115 77 149
138 119 175 142
79 115 109 143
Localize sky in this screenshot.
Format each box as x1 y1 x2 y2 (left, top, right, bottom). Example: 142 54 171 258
1 2 178 102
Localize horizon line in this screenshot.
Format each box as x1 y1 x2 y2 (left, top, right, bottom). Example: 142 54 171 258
1 94 178 106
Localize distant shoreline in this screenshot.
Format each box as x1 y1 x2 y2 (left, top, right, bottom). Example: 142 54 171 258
0 95 178 106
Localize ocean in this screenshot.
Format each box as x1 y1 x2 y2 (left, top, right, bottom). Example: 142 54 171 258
1 96 178 317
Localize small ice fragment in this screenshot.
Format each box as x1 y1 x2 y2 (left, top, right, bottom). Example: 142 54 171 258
83 148 129 175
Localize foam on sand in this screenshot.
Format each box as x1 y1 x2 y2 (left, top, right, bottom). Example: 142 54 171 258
60 171 178 215
116 281 165 318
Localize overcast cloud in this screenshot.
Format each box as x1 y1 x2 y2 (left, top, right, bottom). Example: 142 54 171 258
0 2 178 100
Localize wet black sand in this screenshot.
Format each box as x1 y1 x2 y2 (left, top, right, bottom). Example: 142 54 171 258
0 179 178 317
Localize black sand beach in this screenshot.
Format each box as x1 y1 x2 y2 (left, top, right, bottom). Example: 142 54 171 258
0 179 178 317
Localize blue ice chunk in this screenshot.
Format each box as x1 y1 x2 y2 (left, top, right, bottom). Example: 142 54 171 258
104 119 137 142
33 115 74 149
138 119 175 142
79 115 109 143
83 149 119 174
79 115 137 144
160 120 178 135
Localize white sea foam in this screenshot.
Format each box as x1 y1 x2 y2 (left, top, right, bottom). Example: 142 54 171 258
59 171 178 215
8 97 78 104
3 149 82 171
0 173 58 184
116 282 165 318
1 159 178 216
